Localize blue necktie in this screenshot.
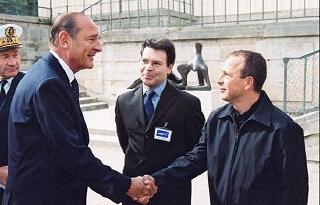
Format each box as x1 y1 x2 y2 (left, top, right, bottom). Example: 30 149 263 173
144 90 155 124
0 80 8 106
71 78 79 103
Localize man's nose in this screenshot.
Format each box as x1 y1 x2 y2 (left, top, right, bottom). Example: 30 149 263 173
7 57 18 66
217 74 223 85
145 63 154 70
94 40 102 52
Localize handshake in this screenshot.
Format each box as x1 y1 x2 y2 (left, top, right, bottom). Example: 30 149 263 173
127 175 158 204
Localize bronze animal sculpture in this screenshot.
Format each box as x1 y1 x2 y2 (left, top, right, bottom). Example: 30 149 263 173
177 42 211 90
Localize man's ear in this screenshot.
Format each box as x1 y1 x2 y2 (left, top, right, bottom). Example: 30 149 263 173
167 64 174 75
244 76 254 90
58 31 70 49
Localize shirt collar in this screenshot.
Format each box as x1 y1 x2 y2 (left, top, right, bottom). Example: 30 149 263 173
217 91 272 127
233 94 261 120
50 50 75 83
143 80 167 97
1 76 13 84
1 77 13 94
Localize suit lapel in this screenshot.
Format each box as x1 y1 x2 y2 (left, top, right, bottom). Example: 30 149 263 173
42 52 89 145
0 72 24 121
42 53 80 108
146 82 177 132
131 86 146 128
6 72 24 100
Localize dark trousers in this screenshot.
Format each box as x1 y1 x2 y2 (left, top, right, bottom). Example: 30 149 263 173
0 187 4 205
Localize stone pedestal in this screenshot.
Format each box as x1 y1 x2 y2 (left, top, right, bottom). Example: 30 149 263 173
186 89 227 119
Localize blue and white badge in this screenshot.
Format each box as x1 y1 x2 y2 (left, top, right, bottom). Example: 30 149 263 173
154 127 172 142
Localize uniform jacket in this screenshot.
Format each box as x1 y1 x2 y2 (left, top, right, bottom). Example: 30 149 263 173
0 72 24 167
115 82 205 205
3 52 131 205
153 91 309 205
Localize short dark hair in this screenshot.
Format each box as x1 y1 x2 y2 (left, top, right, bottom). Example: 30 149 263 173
49 12 85 45
230 50 267 92
140 38 176 66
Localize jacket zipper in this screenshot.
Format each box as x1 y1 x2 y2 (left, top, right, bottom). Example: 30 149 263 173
225 120 241 205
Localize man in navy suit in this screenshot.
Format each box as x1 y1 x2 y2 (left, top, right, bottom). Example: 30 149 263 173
115 38 205 205
0 24 25 205
3 12 156 205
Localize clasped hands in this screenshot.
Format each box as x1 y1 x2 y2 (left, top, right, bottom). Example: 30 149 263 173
0 165 8 186
127 175 157 204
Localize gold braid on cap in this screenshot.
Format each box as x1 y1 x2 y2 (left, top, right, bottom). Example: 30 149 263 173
0 26 21 49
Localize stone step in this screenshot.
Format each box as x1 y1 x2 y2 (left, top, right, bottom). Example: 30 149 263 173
89 134 119 145
304 133 319 162
80 96 97 104
79 91 86 97
80 101 108 111
293 111 319 137
88 128 116 136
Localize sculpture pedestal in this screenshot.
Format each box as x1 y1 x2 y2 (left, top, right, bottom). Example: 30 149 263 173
185 90 227 119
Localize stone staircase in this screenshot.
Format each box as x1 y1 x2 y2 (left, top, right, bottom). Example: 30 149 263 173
79 90 108 111
293 111 319 137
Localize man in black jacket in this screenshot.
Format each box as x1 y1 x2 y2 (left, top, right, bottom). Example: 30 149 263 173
0 24 25 204
115 38 205 205
148 50 309 205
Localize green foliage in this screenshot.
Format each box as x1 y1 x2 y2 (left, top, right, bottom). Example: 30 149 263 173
0 0 38 16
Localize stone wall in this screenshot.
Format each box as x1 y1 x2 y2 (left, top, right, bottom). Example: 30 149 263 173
76 18 319 106
0 14 51 70
1 13 318 110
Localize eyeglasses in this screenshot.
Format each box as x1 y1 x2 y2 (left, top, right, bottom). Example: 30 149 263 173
139 58 164 68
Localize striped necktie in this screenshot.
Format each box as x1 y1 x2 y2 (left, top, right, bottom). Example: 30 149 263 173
71 78 79 103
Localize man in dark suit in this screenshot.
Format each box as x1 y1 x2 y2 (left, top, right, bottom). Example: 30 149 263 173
115 38 205 205
3 12 156 205
0 23 25 205
147 50 308 205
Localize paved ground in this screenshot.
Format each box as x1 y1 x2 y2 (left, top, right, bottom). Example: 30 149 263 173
84 108 319 205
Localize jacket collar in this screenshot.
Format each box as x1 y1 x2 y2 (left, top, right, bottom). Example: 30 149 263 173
218 91 272 127
42 52 70 85
50 50 75 83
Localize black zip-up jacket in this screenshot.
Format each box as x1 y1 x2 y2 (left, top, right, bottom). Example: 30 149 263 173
153 91 309 205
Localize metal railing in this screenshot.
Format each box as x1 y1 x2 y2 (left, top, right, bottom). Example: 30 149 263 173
1 0 318 30
78 0 319 31
283 50 319 115
79 0 195 31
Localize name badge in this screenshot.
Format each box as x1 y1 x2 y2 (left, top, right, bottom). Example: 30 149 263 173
154 127 172 142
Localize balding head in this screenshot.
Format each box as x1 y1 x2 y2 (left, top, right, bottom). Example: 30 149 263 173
49 12 86 46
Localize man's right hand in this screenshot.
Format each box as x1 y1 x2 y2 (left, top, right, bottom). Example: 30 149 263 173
0 165 8 186
127 175 158 204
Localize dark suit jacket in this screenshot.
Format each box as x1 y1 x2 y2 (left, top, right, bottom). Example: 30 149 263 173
3 52 131 205
115 82 205 205
0 72 24 167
